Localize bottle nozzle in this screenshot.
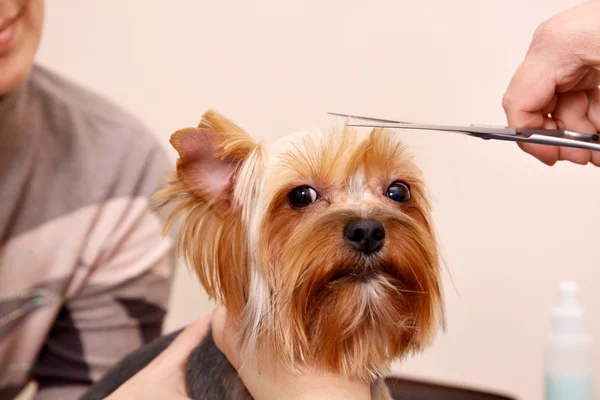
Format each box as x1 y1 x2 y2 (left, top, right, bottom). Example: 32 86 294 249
552 280 584 335
558 281 578 308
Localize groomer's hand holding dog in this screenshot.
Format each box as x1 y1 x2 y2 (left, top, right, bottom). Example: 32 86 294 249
211 306 372 400
503 0 600 166
105 309 372 400
104 317 212 400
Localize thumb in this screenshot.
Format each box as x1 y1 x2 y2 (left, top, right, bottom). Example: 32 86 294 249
149 315 211 370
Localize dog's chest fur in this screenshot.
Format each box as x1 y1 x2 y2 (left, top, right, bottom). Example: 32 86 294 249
81 329 393 400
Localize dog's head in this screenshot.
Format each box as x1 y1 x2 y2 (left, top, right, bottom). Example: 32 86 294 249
155 110 443 380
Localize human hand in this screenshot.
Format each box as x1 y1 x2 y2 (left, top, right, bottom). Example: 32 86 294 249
502 0 600 166
104 316 211 400
211 306 372 400
103 307 372 400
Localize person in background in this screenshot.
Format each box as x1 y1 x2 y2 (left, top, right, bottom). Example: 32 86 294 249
503 0 600 166
0 0 176 398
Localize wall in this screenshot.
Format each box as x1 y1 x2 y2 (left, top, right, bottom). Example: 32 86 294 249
35 1 598 399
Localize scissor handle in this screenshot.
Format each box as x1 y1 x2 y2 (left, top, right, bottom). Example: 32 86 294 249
516 128 599 143
482 131 600 152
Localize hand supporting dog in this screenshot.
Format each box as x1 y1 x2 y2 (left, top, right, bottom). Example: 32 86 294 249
103 316 212 400
100 307 373 400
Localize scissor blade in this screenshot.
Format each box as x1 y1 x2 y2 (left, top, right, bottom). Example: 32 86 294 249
344 120 518 136
328 111 600 151
327 112 402 124
328 112 518 136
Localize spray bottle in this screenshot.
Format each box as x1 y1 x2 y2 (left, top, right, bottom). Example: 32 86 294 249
545 281 594 400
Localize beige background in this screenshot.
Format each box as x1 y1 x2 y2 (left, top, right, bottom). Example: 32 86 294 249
31 1 599 399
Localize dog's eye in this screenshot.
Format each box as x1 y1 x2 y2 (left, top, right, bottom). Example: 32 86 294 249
386 181 411 203
287 186 319 208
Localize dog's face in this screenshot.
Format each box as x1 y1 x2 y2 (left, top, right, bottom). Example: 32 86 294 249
156 110 443 380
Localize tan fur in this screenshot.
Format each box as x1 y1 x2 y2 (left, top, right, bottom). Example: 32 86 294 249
153 110 258 317
154 109 443 384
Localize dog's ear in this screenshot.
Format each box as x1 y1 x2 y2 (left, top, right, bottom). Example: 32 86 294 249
169 109 257 204
154 110 259 317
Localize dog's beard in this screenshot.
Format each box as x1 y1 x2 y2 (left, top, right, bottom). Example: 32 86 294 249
261 207 442 380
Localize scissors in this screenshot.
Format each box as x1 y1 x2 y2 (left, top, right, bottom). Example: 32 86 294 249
328 112 600 152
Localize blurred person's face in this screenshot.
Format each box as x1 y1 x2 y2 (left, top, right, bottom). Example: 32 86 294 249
0 0 43 96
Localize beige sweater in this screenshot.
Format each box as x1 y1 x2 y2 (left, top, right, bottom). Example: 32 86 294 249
0 65 176 399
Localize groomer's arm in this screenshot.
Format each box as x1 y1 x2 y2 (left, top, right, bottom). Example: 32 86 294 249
502 0 600 166
31 141 177 400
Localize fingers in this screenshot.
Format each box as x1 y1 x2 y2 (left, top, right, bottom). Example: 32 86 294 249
104 316 213 400
503 57 560 165
553 91 597 132
565 68 600 92
503 57 557 129
514 89 600 166
517 142 559 166
150 315 211 370
586 87 600 130
211 305 240 369
552 91 598 165
585 88 600 166
516 113 559 166
542 94 559 116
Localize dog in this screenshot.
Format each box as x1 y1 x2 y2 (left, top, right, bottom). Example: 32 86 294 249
82 110 444 400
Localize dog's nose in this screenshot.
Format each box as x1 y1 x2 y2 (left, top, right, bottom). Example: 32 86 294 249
344 219 385 255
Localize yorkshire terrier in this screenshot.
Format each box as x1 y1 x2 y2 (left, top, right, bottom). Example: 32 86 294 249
82 110 444 400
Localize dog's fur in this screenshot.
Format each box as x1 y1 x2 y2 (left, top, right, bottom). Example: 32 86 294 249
82 110 444 400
